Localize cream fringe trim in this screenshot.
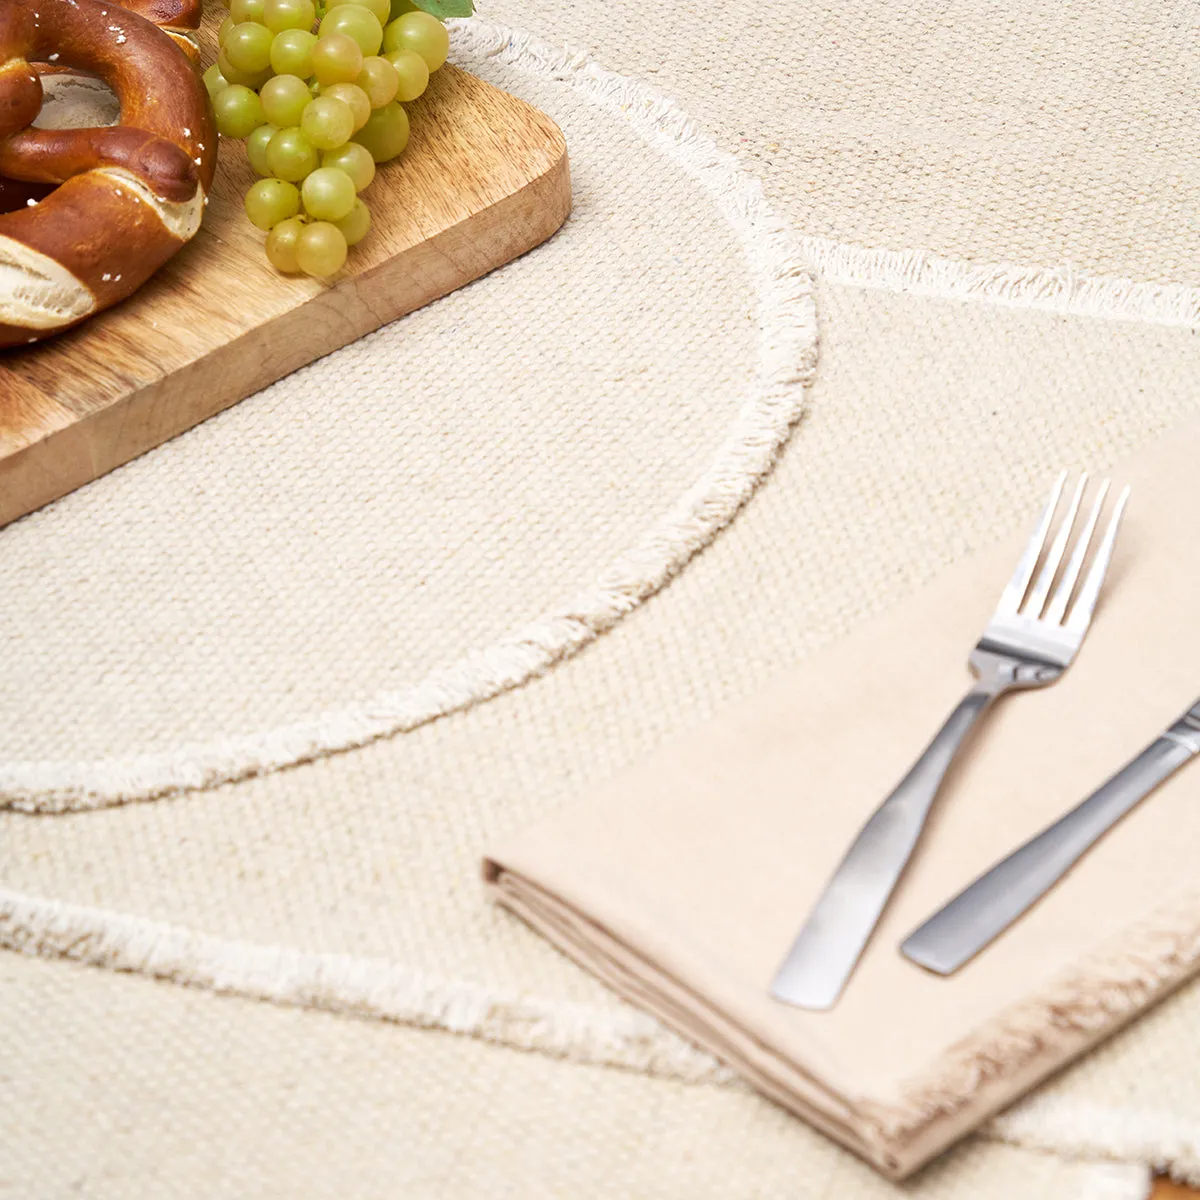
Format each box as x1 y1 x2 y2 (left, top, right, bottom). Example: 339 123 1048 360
0 887 731 1084
0 905 1161 1197
0 19 817 813
802 237 1200 330
994 1098 1199 1188
5 882 1200 1160
1 895 1163 1197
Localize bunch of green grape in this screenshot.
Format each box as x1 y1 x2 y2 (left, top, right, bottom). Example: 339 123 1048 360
203 0 451 278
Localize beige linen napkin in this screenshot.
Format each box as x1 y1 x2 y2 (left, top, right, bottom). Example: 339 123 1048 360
485 418 1200 1179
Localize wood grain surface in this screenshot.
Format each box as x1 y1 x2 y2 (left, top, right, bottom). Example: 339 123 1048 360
1154 1180 1198 1198
0 47 570 526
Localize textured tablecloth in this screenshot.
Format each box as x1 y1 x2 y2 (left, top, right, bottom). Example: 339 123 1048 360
3 0 1198 1195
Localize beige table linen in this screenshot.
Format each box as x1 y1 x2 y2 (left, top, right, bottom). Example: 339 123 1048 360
1 951 1152 1200
487 418 1200 1179
4 0 1200 1192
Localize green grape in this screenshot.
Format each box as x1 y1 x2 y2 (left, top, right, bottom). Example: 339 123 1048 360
217 15 235 44
217 48 271 89
213 84 265 139
296 221 348 277
229 0 266 22
311 32 364 85
383 48 426 101
334 196 371 246
382 11 447 71
270 27 318 76
224 21 275 73
319 5 383 56
266 126 320 180
301 166 356 220
245 177 302 229
263 0 315 33
356 56 399 107
321 141 375 190
202 62 229 99
321 83 371 131
388 0 416 17
326 0 389 23
301 95 355 148
266 216 306 273
260 73 312 127
246 123 279 175
351 98 408 162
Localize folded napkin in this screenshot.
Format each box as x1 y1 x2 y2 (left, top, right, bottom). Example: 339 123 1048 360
485 419 1200 1178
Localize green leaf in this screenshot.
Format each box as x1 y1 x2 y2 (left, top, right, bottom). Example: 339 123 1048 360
412 0 474 17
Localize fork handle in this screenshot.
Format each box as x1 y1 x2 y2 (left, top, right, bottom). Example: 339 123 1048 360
770 681 1004 1010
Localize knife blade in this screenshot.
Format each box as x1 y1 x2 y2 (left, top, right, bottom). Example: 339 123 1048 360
901 697 1200 976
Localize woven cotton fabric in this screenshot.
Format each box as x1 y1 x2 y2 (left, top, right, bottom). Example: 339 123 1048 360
3 0 1199 1193
0 952 1150 1199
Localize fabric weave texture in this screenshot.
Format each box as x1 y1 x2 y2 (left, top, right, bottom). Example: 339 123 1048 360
3 0 1199 1194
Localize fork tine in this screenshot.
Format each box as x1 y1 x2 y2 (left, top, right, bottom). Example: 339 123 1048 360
1025 474 1087 617
1045 479 1108 625
995 471 1067 618
1064 484 1131 636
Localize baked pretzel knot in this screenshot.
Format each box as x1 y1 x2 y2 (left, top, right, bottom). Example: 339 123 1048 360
0 0 216 349
113 0 206 61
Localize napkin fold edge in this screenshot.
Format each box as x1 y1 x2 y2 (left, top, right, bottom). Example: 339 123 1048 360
486 859 1200 1179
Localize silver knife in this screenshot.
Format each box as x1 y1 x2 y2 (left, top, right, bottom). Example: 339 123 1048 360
901 697 1200 975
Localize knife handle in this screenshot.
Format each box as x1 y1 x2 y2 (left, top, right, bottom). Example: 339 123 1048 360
902 729 1199 976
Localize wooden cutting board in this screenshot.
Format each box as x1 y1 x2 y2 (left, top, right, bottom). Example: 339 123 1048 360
0 59 570 528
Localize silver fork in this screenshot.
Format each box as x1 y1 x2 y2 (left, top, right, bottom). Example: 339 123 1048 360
770 473 1131 1011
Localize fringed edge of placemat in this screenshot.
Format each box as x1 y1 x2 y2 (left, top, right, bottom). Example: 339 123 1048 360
5 881 1200 1177
0 886 730 1084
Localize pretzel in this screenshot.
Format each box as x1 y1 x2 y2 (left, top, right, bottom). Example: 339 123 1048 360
24 0 202 74
111 0 205 61
0 0 216 348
